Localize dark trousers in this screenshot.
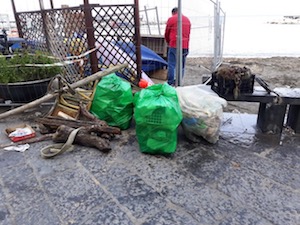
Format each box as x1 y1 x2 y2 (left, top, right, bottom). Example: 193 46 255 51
167 47 189 85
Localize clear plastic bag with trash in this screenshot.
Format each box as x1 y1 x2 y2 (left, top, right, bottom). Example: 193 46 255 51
176 84 227 144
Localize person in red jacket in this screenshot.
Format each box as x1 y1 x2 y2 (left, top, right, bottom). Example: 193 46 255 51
164 7 191 86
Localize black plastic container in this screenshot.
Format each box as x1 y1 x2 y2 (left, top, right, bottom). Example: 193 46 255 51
0 78 50 103
211 72 255 97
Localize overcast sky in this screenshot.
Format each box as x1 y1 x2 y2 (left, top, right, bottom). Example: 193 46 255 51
1 0 300 21
221 0 300 16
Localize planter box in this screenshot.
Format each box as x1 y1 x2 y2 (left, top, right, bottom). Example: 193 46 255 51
0 78 51 103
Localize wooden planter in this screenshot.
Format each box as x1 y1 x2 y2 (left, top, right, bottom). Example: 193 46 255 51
0 78 51 103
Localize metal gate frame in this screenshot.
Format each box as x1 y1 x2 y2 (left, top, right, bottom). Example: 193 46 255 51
12 1 142 85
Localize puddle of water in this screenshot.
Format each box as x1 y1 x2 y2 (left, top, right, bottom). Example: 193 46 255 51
221 112 257 134
220 112 292 147
274 87 300 98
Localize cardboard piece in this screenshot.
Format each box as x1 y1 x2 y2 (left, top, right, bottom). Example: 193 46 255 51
5 124 36 142
148 69 168 81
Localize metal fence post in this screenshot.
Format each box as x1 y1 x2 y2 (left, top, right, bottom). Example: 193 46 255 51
50 0 54 9
155 6 161 35
176 0 183 86
213 0 219 71
11 0 23 38
39 0 51 52
144 6 151 35
213 0 224 71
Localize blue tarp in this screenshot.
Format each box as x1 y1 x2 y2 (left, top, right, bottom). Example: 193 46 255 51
114 41 168 72
0 37 26 53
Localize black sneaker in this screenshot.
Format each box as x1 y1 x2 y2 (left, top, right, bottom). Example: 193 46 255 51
167 81 175 86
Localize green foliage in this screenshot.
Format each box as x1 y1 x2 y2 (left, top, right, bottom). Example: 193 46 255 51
0 51 62 83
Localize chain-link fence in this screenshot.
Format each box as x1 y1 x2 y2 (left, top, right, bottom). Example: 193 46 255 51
139 0 225 71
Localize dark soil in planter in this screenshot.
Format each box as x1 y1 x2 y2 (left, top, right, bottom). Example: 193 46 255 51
0 78 51 103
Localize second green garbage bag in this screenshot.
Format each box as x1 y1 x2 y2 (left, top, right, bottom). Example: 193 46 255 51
90 73 133 130
134 83 183 154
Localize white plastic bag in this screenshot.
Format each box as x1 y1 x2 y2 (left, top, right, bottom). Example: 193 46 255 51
176 85 227 144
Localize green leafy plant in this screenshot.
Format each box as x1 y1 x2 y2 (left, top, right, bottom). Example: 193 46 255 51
0 51 62 83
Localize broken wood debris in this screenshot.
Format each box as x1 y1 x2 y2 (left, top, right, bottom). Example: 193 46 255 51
37 102 121 135
36 100 121 156
37 116 121 135
52 124 114 152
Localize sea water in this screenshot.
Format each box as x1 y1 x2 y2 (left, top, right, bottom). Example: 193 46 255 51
222 15 300 58
143 15 300 58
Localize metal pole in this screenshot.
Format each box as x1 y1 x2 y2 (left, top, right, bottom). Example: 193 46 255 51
220 12 226 67
144 5 151 35
50 0 54 9
11 0 23 38
213 0 220 71
134 0 142 82
83 0 98 74
176 0 182 86
39 0 45 9
39 0 51 51
155 6 161 35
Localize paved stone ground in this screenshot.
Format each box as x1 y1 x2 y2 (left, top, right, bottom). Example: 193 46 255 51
0 105 300 225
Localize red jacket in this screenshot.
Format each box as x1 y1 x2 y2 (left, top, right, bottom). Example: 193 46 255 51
164 13 191 49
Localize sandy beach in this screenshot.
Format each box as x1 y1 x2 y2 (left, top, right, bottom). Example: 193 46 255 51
184 56 300 113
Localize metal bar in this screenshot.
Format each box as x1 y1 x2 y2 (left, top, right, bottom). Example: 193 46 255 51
83 0 98 74
176 0 183 86
139 7 157 12
39 0 51 52
222 15 226 55
215 1 226 69
11 0 23 38
50 0 54 9
134 0 142 81
213 0 220 71
39 0 45 10
144 5 151 35
155 6 161 35
141 6 161 35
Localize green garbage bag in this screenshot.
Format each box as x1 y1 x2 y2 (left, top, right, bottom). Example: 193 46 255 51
134 83 183 154
90 73 133 130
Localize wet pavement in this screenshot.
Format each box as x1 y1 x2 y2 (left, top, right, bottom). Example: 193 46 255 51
0 106 300 225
